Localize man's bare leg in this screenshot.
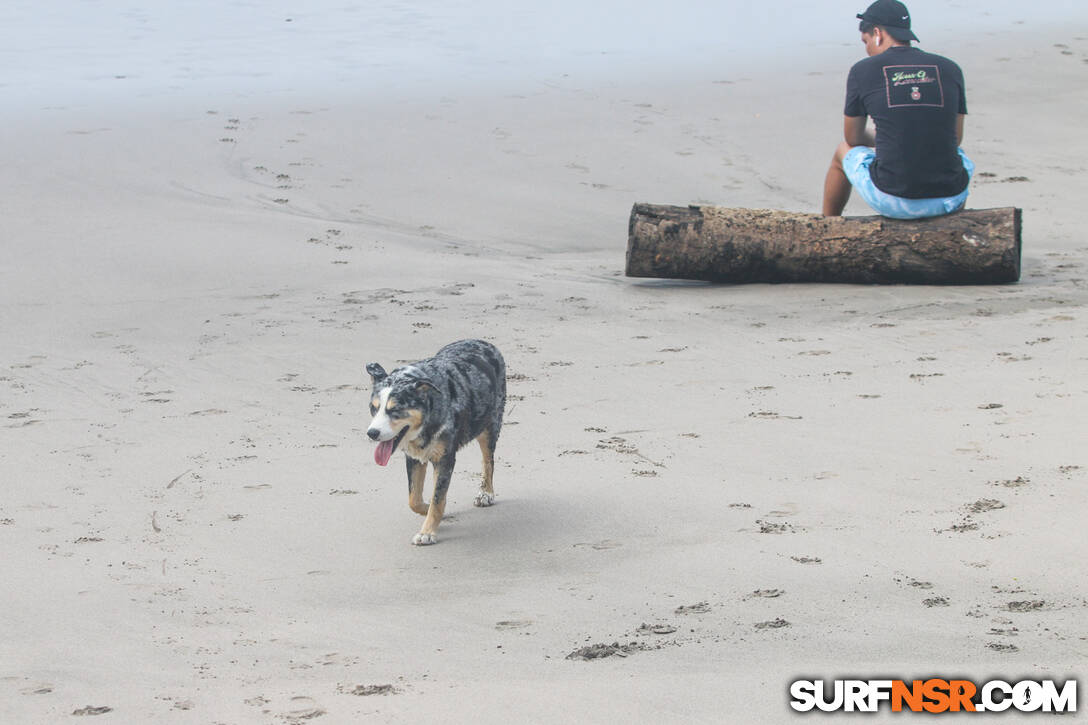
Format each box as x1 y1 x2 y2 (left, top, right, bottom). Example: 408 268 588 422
822 141 854 217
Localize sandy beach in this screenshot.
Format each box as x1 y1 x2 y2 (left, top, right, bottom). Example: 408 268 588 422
2 2 1087 722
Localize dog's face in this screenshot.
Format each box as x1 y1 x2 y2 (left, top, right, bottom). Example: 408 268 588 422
365 363 435 466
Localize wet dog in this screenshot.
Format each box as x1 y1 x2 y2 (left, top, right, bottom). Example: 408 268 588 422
365 339 505 545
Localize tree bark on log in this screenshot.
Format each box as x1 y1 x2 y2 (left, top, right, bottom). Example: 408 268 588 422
626 204 1022 284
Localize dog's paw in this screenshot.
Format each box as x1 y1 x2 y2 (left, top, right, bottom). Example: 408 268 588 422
473 491 495 507
412 532 437 546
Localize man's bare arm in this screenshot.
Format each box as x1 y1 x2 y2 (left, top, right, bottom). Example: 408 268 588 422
843 115 874 147
843 113 962 146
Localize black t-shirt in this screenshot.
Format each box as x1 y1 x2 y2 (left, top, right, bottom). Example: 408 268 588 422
844 45 968 199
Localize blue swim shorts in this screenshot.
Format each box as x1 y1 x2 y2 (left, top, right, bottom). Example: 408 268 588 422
843 147 975 220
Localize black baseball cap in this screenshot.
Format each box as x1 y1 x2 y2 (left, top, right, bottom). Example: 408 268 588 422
857 0 919 42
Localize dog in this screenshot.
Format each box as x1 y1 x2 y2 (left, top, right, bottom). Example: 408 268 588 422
365 339 506 545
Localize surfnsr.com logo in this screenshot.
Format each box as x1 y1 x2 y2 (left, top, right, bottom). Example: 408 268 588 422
789 678 1077 713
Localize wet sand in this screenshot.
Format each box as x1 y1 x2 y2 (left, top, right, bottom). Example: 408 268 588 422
1 15 1086 724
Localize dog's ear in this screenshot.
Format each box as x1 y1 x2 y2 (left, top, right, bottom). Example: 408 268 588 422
365 362 387 384
414 378 440 396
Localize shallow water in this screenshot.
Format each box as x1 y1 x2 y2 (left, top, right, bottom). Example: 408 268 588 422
4 0 1082 112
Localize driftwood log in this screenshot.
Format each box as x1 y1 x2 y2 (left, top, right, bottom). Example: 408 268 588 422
626 204 1022 284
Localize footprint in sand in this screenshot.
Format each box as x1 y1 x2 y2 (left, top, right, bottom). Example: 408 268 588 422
72 706 113 716
573 540 622 550
966 498 1006 513
282 696 325 723
495 619 533 630
756 520 797 534
342 684 398 696
754 618 791 630
19 682 54 695
1005 600 1047 613
987 642 1020 653
674 601 711 615
991 476 1029 488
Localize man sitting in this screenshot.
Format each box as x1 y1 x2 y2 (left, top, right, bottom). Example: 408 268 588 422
822 0 974 219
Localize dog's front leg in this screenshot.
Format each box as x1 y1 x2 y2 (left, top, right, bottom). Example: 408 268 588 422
413 453 455 546
405 457 429 515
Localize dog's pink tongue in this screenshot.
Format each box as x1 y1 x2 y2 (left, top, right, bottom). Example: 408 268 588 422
374 439 395 466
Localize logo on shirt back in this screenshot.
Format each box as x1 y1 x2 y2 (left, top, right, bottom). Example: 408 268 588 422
883 65 944 108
